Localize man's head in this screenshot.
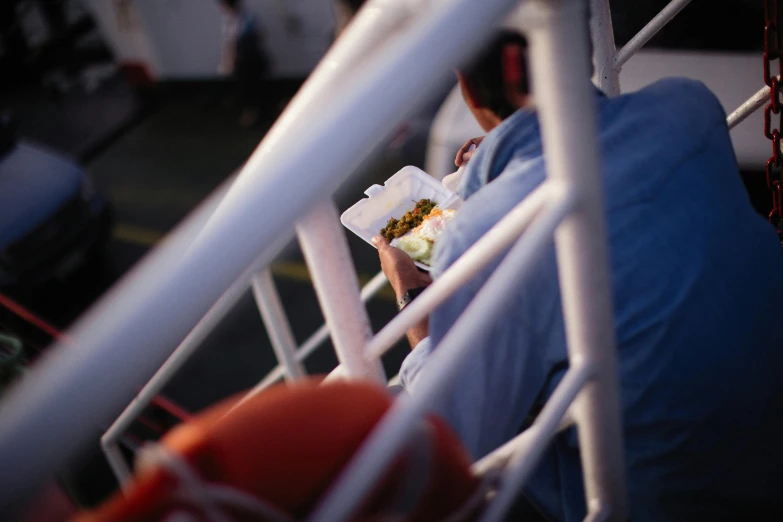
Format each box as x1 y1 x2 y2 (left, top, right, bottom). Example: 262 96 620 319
457 31 529 133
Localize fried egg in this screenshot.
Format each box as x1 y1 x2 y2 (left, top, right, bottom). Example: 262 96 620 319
413 208 456 242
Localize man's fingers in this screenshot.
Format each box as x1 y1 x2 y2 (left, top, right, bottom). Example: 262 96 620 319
372 235 389 249
455 146 471 166
455 148 466 167
455 137 484 166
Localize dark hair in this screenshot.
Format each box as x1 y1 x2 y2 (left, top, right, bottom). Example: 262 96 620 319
220 0 241 10
460 31 529 120
344 0 367 11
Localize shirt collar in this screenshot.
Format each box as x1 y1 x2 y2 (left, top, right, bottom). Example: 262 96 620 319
457 86 607 200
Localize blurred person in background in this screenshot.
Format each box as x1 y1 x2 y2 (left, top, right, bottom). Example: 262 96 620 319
218 0 270 127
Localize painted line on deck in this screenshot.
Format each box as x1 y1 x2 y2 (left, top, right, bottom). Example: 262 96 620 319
112 223 395 301
113 223 165 247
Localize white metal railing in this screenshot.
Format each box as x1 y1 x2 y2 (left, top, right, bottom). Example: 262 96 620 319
0 0 778 519
592 0 774 134
728 77 781 130
251 269 308 382
106 0 779 493
100 263 390 488
591 0 694 95
0 0 517 506
613 0 693 69
296 201 386 382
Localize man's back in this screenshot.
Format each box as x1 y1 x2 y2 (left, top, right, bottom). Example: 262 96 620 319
401 78 783 520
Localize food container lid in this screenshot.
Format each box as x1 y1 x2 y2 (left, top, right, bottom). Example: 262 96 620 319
340 166 460 270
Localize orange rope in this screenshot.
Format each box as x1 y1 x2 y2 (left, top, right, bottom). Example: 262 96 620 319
0 292 64 341
151 395 192 421
0 292 191 421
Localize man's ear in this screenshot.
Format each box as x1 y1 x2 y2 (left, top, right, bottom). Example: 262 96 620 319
456 71 482 110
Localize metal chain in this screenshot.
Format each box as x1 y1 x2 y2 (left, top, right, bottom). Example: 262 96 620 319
764 0 783 238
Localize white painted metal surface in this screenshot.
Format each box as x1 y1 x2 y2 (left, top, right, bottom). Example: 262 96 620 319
296 201 386 383
589 0 619 96
100 264 388 486
240 270 388 394
103 442 133 490
252 270 307 381
0 0 486 500
728 78 780 130
526 0 626 515
99 261 278 487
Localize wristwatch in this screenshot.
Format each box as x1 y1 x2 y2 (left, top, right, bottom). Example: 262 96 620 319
396 286 427 312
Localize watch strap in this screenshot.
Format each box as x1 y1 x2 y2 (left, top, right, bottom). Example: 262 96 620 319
396 286 427 312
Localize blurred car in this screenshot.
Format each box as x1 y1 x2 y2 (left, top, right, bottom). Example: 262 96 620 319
0 114 112 287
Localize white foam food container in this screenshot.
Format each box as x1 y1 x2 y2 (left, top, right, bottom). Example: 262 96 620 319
340 166 461 270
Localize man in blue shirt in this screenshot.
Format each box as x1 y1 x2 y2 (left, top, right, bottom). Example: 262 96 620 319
373 31 783 520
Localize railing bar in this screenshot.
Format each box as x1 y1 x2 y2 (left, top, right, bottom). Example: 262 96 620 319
100 257 265 450
296 201 386 383
477 363 592 522
613 0 693 69
727 79 778 130
307 187 575 522
103 443 133 491
531 0 626 516
297 325 331 363
365 181 552 361
0 0 517 500
227 272 390 413
472 396 579 477
251 270 307 381
294 270 388 364
589 0 620 96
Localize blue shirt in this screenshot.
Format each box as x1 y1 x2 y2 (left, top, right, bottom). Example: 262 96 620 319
400 79 783 521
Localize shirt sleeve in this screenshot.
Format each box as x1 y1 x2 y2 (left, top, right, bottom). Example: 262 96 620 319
399 337 434 392
398 216 552 460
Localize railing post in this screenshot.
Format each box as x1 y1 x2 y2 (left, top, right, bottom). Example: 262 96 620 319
589 0 620 96
296 201 386 383
102 442 133 490
528 0 626 519
251 270 307 381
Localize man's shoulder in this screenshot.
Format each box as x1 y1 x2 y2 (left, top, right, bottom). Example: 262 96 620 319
616 77 726 122
595 77 731 201
433 163 547 274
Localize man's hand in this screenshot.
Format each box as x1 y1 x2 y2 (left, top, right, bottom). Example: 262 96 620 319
372 235 431 348
372 236 432 298
455 136 485 167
